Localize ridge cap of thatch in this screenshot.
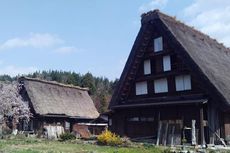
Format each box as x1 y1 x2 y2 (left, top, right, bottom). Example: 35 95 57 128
19 76 89 91
142 9 230 53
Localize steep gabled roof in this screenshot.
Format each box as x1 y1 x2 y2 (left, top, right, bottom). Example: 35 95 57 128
19 77 99 119
109 10 230 109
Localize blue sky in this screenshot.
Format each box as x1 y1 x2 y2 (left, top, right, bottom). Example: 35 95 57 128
0 0 229 80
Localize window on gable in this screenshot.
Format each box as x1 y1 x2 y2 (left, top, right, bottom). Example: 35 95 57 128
175 75 192 91
144 59 151 75
154 37 163 52
154 78 168 93
135 81 148 95
163 55 171 71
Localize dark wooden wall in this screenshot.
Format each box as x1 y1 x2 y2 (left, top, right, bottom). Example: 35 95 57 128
124 28 206 104
110 104 208 144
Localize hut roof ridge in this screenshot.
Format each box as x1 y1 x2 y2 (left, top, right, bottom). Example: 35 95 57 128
19 76 89 91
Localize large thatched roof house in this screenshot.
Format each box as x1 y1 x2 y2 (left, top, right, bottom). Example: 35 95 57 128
109 10 230 146
18 77 99 136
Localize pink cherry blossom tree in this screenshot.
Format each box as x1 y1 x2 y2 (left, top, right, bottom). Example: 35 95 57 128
0 81 31 131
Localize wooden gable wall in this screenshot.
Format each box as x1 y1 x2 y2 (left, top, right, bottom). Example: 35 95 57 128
118 20 207 104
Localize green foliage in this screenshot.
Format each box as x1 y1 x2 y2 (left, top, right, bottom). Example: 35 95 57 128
99 93 108 113
209 150 217 153
182 138 187 144
81 72 96 95
0 74 13 82
97 129 122 146
0 136 166 153
59 132 76 141
163 148 172 153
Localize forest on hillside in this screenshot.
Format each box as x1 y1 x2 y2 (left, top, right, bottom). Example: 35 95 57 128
0 71 119 113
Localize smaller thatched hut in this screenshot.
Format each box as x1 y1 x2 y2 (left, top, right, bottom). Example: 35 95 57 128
18 77 99 138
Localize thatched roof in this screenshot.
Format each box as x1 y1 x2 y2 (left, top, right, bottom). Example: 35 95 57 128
19 77 99 119
110 10 230 109
151 10 230 107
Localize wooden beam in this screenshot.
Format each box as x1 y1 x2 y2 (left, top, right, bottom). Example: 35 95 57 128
207 103 215 145
163 122 169 146
192 120 196 145
170 126 175 147
200 106 205 146
156 111 161 146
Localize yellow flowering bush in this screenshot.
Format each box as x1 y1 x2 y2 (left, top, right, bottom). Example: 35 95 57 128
97 129 122 146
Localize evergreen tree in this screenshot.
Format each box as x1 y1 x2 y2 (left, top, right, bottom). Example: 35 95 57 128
81 72 96 95
99 93 108 113
0 75 13 82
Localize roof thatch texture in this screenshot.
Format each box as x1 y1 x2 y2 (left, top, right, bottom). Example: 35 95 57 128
20 77 99 119
151 10 230 106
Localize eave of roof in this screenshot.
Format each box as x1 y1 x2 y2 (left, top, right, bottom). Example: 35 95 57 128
111 99 208 109
40 114 96 119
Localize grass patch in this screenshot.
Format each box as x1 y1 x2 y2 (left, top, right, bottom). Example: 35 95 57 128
0 137 165 153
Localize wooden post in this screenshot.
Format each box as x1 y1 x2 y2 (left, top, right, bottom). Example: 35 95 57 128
200 106 205 147
156 111 161 146
163 122 169 146
208 103 215 145
192 120 196 145
170 125 175 147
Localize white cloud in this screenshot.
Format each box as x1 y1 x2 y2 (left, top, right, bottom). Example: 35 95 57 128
139 0 168 14
55 46 77 54
0 65 37 77
0 33 64 50
182 0 230 47
0 33 81 54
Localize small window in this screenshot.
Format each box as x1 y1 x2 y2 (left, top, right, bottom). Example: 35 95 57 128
154 78 168 93
163 55 171 71
175 75 191 91
65 121 70 130
135 81 148 95
154 37 163 52
144 60 151 75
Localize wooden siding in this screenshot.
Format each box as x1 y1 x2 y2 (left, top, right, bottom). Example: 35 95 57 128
110 104 209 144
125 33 205 102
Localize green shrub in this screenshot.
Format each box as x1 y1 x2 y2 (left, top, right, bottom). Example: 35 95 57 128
97 129 122 146
163 148 172 153
209 150 217 153
59 132 76 141
15 133 27 139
